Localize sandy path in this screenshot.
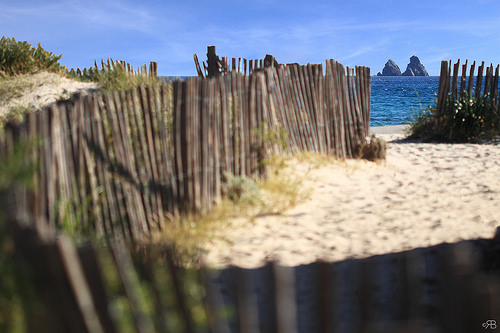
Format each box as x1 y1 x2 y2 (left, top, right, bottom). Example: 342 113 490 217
202 127 500 268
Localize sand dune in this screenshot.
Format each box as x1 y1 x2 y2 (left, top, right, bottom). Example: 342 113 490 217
0 72 100 119
202 128 500 268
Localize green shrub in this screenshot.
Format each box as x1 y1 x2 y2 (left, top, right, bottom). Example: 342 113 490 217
0 37 63 76
408 92 500 142
222 172 262 205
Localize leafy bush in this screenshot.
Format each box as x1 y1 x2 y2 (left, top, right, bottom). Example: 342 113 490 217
0 37 63 76
408 92 500 142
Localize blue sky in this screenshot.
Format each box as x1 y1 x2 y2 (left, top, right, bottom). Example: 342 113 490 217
2 0 500 76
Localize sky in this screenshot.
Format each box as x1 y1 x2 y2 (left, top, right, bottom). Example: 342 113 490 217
2 0 500 76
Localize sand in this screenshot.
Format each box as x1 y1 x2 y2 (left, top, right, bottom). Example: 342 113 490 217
0 71 100 119
202 125 500 268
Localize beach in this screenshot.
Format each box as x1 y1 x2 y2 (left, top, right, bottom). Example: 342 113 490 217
202 125 500 268
4 72 499 270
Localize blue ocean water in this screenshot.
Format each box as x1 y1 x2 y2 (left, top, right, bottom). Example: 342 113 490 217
370 76 440 127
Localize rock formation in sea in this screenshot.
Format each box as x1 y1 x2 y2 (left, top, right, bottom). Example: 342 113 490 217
377 59 401 76
402 55 429 76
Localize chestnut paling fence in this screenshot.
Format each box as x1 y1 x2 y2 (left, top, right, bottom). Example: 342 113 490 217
67 58 158 80
1 60 370 241
193 48 280 77
436 59 500 111
3 57 500 332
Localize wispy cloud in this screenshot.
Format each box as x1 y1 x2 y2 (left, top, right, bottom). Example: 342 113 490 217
1 0 155 34
69 1 155 33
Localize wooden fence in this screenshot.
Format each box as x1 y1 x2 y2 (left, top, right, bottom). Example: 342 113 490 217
67 59 158 81
436 59 500 111
193 46 276 77
7 205 500 333
1 60 370 241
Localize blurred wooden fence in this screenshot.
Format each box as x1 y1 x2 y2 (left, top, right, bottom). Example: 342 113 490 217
8 208 500 333
1 61 370 241
437 59 500 111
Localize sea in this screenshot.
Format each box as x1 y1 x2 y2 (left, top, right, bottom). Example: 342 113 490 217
161 76 442 128
370 76 440 127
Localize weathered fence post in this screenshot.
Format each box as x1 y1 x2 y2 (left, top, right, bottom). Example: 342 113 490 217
193 54 205 77
207 46 220 78
436 60 451 111
148 62 158 78
264 55 279 68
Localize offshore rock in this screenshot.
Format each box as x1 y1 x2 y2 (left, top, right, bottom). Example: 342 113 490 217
377 59 401 76
402 56 429 76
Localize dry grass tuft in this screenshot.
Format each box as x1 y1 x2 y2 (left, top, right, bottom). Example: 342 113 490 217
151 154 310 265
357 135 387 162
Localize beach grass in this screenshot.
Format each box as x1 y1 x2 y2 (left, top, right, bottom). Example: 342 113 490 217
85 63 161 92
408 92 500 142
150 153 309 265
0 73 34 102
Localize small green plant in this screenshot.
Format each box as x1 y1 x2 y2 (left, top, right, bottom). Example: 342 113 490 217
408 92 500 142
222 172 262 205
0 37 63 76
262 124 289 152
253 124 290 171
